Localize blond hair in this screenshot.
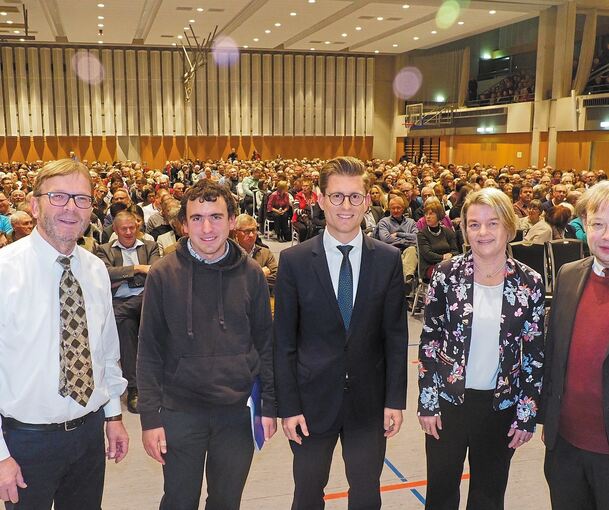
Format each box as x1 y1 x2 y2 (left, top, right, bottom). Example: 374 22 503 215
461 187 518 243
33 159 92 195
575 181 609 221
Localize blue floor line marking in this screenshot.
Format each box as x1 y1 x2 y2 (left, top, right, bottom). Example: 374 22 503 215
383 457 426 505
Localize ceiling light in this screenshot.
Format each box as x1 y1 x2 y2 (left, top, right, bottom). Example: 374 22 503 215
402 4 410 8
97 3 104 7
355 26 362 31
308 0 316 3
177 35 183 39
184 27 189 30
0 12 6 16
431 30 437 34
374 50 379 53
489 10 496 14
98 40 103 44
265 29 271 33
392 43 398 47
6 20 12 24
310 47 315 51
172 42 177 46
197 7 203 12
253 37 259 42
376 16 383 21
243 45 249 48
189 19 195 23
97 23 104 27
19 38 24 41
413 36 419 40
341 33 347 37
274 22 281 27
324 40 330 44
458 21 464 25
97 15 104 19
13 30 19 34
290 12 297 16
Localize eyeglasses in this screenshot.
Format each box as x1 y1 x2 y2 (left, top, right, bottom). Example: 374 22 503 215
35 192 93 209
326 192 366 206
236 228 257 235
587 222 608 234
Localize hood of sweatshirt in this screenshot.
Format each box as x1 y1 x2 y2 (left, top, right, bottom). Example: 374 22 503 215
175 237 248 339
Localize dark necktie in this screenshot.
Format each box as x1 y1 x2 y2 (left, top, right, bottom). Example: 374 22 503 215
57 256 95 407
337 245 354 330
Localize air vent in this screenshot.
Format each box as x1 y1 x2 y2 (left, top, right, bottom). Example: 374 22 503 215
160 34 174 38
583 97 609 107
176 6 192 10
386 17 402 21
358 16 374 19
309 40 322 43
208 8 224 12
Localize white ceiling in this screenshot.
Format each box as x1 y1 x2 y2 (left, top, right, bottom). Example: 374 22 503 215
0 0 595 54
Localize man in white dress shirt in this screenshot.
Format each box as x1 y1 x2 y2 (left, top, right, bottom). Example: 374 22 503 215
0 159 129 509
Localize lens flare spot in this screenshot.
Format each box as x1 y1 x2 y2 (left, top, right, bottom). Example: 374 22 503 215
212 36 240 67
436 0 461 30
393 67 423 100
71 51 105 85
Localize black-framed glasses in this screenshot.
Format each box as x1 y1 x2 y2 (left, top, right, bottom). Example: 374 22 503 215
326 192 366 206
34 192 93 209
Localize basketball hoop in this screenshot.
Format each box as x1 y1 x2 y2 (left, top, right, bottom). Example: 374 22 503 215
403 122 414 137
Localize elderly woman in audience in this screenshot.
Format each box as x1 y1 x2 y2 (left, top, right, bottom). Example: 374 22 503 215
417 199 460 282
416 197 453 231
418 187 545 510
521 199 553 244
266 180 292 242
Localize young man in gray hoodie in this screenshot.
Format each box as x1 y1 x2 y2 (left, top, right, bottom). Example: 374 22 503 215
137 180 276 510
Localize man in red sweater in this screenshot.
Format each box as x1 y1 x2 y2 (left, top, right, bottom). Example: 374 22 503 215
540 180 609 510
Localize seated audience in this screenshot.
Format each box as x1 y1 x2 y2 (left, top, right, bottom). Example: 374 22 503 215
9 211 33 242
521 199 553 244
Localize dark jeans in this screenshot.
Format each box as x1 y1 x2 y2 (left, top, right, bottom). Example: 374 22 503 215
4 409 105 510
425 390 515 510
112 294 143 389
290 392 387 510
545 435 609 510
267 211 291 240
159 406 254 510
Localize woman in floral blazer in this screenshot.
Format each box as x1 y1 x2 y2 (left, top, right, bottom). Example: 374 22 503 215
417 188 545 510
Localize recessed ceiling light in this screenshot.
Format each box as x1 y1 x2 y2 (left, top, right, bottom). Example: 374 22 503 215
265 29 271 33
184 27 189 30
1 11 7 16
413 36 419 40
392 43 398 47
290 12 297 16
97 15 104 19
197 7 203 12
489 10 496 14
6 20 13 24
97 23 104 27
310 47 315 50
253 37 259 42
374 50 379 54
308 0 316 3
324 41 330 44
376 16 383 21
172 42 177 46
98 40 103 44
97 3 104 7
431 30 437 34
19 38 24 41
355 26 362 31
274 22 281 27
458 21 464 25
189 19 195 23
13 30 19 34
341 33 347 37
243 45 249 48
177 35 183 39
402 4 410 8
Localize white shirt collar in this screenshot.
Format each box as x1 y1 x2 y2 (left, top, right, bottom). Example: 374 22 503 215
592 257 608 277
30 227 79 266
112 238 144 251
323 228 363 252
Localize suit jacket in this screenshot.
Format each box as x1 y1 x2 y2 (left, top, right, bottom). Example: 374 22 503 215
96 239 160 296
539 257 609 449
418 252 545 432
273 233 408 435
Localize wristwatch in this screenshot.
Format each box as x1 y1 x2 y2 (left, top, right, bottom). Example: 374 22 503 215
105 414 123 422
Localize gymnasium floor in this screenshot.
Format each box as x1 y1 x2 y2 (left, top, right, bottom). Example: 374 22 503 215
2 238 551 509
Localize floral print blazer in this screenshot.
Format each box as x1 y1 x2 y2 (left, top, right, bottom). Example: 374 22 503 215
417 251 545 432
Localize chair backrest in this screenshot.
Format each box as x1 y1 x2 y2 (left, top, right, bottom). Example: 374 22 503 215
513 229 524 242
509 241 549 292
546 239 584 282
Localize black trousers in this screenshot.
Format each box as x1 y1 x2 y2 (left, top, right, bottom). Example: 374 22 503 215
4 409 105 510
425 390 515 510
112 293 143 389
267 211 291 240
544 435 609 510
159 406 254 510
290 392 387 510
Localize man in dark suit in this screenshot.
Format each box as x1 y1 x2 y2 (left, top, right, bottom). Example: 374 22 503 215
540 180 609 510
274 157 408 510
96 210 159 413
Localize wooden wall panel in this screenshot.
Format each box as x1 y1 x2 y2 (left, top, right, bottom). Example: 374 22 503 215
445 134 532 167
556 132 591 170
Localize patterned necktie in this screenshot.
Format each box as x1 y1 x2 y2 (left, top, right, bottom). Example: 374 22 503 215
337 245 354 330
57 256 94 407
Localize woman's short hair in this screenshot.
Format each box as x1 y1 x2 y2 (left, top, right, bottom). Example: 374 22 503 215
528 199 543 212
575 181 609 221
461 187 518 243
423 197 446 220
546 205 572 228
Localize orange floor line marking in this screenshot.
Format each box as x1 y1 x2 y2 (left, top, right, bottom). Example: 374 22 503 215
324 473 471 501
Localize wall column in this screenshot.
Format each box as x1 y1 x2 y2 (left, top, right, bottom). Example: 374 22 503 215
372 55 399 159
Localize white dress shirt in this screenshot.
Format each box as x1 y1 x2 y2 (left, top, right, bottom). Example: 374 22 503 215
113 238 145 298
322 229 363 305
0 228 127 461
